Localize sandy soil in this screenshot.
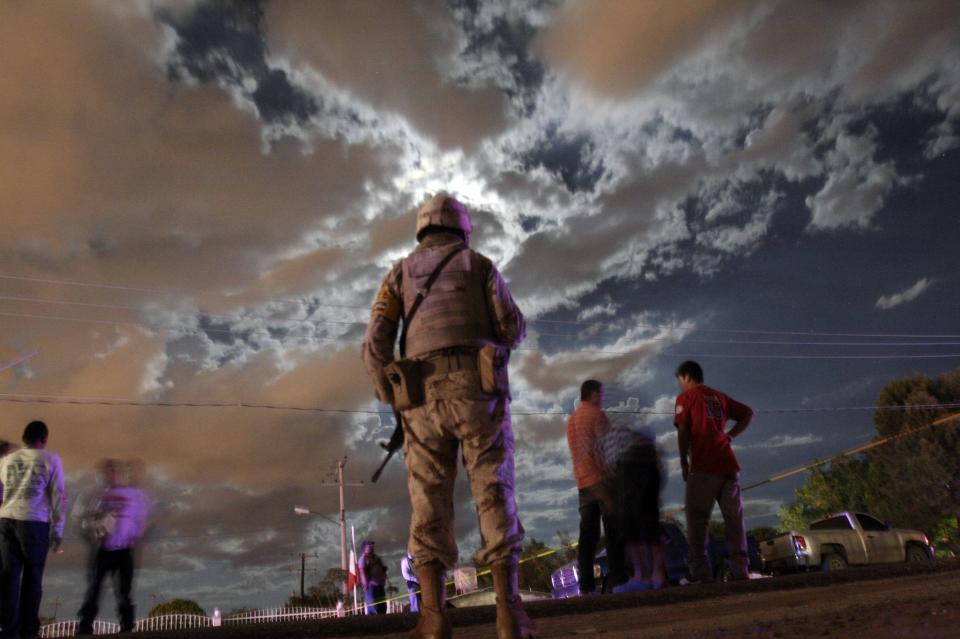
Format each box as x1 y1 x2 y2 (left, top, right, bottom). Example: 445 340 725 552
440 570 960 638
133 560 960 639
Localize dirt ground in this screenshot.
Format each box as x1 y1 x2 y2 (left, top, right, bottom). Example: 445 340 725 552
135 560 960 639
439 570 960 638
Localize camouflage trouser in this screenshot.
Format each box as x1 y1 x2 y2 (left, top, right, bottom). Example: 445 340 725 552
402 369 524 570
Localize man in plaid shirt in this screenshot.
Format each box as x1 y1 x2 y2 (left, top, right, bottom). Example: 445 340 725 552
566 380 624 593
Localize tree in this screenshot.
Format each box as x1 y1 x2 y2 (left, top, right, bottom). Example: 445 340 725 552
286 568 346 608
516 534 577 593
147 599 206 617
780 369 960 554
778 457 871 531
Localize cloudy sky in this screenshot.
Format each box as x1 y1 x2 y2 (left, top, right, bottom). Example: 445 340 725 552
1 0 959 619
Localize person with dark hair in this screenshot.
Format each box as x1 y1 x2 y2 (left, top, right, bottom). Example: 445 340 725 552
597 419 667 592
674 361 754 583
0 421 66 638
400 552 419 612
76 459 153 635
358 540 387 615
565 380 624 594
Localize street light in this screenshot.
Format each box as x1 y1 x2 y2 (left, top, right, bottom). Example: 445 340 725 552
293 504 352 605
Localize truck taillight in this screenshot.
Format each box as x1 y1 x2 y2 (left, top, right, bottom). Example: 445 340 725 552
792 535 807 553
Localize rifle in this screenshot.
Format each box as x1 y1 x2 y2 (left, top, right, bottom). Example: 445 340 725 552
370 245 465 483
371 408 404 483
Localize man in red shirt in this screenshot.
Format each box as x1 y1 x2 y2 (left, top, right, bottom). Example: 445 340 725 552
566 380 624 593
674 361 754 582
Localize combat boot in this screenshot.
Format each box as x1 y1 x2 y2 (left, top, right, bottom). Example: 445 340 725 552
491 561 538 639
409 561 452 639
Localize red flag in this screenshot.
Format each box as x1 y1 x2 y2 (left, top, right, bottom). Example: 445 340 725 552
347 548 359 591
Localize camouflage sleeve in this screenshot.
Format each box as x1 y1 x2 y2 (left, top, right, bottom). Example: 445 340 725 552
485 262 526 349
361 264 402 404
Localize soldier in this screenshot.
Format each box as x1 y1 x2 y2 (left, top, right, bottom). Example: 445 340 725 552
363 194 535 639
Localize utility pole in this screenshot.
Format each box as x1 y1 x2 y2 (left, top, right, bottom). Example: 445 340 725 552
300 552 306 600
321 457 365 602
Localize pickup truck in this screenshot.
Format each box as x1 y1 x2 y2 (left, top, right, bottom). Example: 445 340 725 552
760 511 934 573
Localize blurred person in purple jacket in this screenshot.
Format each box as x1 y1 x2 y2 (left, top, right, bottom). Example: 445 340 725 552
76 459 152 635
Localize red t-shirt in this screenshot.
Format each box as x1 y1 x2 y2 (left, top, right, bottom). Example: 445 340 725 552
674 384 752 475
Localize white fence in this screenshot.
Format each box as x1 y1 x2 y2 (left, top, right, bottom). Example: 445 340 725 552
135 614 212 632
40 601 406 637
224 606 339 624
40 620 119 638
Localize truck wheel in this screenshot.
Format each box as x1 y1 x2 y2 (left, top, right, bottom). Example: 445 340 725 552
905 545 930 562
820 554 847 572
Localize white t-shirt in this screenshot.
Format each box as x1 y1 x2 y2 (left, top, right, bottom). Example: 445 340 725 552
0 448 67 539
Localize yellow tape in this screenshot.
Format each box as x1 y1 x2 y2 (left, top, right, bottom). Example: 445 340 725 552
363 411 960 609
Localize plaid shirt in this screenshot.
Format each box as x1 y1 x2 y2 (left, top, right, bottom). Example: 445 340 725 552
596 420 660 480
566 402 610 489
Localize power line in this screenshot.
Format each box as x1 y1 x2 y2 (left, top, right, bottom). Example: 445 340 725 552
0 294 361 327
4 273 960 338
0 352 37 373
13 295 960 345
1 392 958 416
4 309 960 359
0 295 960 347
0 273 369 309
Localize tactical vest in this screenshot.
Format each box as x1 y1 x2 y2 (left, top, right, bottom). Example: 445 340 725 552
401 244 496 358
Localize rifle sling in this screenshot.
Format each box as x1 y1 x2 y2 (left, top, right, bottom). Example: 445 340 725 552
398 245 466 359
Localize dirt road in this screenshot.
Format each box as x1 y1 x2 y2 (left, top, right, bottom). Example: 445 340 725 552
135 560 960 639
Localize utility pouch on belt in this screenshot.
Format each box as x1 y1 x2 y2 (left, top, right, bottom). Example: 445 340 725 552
384 359 424 411
389 244 467 411
371 243 465 482
478 344 511 399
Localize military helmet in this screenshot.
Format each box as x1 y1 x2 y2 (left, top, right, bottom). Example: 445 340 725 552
415 194 472 242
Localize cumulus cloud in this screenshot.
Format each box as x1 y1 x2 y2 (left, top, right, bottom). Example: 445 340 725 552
805 126 906 231
1 0 957 616
752 433 824 449
875 277 934 310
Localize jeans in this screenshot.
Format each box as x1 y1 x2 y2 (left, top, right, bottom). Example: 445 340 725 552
364 583 386 614
77 547 135 634
576 483 624 593
405 580 420 612
0 518 50 638
685 472 748 581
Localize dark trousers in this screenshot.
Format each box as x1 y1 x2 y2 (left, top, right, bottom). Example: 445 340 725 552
405 580 420 612
577 484 624 593
685 472 748 581
364 583 386 614
0 518 50 638
77 547 135 634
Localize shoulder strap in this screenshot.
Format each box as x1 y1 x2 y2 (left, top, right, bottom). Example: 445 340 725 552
399 245 466 358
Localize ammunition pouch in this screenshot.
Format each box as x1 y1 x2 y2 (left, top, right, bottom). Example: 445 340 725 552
384 359 425 411
478 345 511 399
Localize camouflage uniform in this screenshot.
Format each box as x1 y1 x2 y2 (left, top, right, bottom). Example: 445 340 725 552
362 209 526 571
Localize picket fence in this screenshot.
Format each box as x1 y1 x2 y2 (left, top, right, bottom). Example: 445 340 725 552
39 601 405 637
